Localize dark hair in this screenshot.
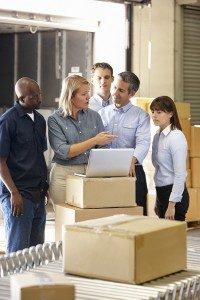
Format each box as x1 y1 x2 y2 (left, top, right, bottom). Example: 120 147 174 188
118 71 140 93
150 96 182 130
91 62 113 77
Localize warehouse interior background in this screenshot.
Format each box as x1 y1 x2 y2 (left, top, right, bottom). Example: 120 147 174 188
0 0 199 167
0 0 199 212
0 1 200 298
0 0 199 116
0 0 200 231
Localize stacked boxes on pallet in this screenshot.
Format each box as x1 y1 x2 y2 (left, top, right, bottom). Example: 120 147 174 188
187 125 200 221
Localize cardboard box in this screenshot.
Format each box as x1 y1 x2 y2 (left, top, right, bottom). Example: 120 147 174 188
186 169 191 188
147 192 157 217
145 168 155 191
174 102 191 119
132 97 154 112
55 203 143 241
146 101 190 119
187 151 190 170
186 188 200 221
180 119 191 149
63 214 187 284
190 126 200 157
66 175 136 208
11 272 75 300
191 158 200 187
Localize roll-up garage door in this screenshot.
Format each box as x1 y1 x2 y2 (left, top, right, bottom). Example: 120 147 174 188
183 6 200 124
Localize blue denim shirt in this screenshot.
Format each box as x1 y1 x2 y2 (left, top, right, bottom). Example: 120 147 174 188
48 108 105 165
0 102 48 203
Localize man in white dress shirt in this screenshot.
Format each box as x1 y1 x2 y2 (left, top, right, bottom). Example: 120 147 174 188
89 62 114 111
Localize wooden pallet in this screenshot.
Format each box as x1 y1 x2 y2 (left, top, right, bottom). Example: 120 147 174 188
187 219 200 229
0 251 5 256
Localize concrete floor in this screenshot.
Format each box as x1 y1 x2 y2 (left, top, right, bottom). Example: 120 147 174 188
187 226 200 238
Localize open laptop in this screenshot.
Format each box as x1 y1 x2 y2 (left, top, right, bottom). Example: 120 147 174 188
75 148 134 178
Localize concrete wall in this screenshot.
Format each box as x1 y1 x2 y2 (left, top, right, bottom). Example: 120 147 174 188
133 0 175 98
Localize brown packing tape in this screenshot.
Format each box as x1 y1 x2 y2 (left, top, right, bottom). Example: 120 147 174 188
64 214 144 230
65 224 186 241
65 226 138 240
64 215 186 239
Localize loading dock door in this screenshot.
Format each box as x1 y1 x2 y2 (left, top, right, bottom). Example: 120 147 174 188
0 29 93 108
183 6 200 124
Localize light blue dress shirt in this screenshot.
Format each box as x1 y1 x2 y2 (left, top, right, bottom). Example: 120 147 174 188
99 102 151 164
89 94 113 112
152 124 188 203
48 108 105 165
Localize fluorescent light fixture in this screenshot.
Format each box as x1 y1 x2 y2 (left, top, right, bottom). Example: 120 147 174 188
0 10 98 32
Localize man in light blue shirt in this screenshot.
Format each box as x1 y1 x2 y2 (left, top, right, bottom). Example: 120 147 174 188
89 62 114 111
99 71 151 215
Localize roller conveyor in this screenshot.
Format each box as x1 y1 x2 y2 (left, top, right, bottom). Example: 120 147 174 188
0 236 200 300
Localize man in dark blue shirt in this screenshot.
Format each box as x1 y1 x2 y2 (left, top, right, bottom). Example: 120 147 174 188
0 77 49 253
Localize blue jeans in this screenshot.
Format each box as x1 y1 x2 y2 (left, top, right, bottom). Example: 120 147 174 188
0 196 46 253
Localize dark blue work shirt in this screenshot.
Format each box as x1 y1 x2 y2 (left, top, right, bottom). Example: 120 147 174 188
0 101 48 203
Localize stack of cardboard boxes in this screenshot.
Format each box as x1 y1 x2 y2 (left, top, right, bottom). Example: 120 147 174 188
55 175 143 241
186 125 200 221
133 97 200 222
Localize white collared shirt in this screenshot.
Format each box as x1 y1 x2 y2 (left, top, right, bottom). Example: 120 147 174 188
89 94 113 112
152 124 188 202
27 112 34 121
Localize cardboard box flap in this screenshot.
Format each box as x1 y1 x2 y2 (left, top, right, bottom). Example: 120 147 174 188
65 214 141 229
74 214 139 226
11 271 75 300
10 271 74 287
64 214 186 236
67 175 136 182
22 284 70 290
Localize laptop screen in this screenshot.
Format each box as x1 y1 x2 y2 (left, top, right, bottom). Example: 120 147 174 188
82 148 134 178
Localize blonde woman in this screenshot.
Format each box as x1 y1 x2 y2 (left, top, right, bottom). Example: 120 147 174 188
48 75 116 205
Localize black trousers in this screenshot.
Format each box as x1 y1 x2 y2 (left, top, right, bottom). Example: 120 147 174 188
135 165 148 216
155 184 189 221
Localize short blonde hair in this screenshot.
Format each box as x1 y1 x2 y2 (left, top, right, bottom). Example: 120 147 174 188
59 75 90 117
